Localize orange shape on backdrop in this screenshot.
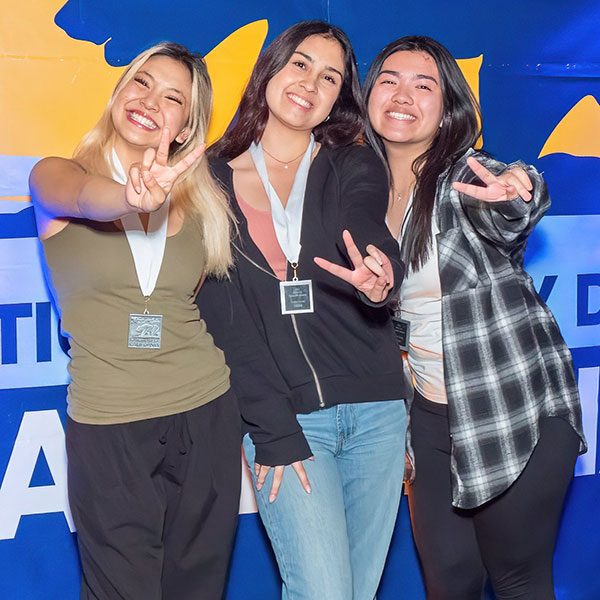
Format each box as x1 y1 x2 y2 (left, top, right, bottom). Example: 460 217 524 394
206 20 268 145
457 55 483 149
0 0 125 158
539 95 600 159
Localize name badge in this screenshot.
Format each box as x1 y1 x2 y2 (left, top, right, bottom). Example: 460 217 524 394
391 316 410 351
128 313 163 349
280 280 314 314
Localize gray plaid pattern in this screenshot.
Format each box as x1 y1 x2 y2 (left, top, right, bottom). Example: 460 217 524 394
435 150 585 509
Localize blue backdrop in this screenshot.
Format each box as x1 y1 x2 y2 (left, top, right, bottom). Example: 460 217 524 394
1 1 599 598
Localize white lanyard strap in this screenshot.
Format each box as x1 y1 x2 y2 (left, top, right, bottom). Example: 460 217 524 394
249 135 315 265
110 149 170 299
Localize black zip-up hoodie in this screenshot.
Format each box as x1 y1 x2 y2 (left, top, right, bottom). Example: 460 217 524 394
197 144 408 466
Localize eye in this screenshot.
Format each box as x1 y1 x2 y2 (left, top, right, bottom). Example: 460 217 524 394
323 74 337 85
292 60 307 70
380 78 396 85
166 95 183 105
134 76 149 88
417 84 432 91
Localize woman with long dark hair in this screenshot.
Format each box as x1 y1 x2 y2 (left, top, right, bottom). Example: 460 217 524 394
363 36 586 599
29 42 241 599
198 21 408 600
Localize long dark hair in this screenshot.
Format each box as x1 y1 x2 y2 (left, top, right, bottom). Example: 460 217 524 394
210 21 364 159
363 36 482 272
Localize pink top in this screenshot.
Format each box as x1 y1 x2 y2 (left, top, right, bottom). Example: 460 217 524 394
237 195 287 281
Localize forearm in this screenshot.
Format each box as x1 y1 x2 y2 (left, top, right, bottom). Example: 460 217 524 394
75 176 135 221
457 157 550 250
29 157 137 222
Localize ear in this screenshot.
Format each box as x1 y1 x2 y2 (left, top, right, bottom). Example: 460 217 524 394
175 126 191 144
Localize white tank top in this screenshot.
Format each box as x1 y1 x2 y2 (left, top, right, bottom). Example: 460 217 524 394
397 196 447 404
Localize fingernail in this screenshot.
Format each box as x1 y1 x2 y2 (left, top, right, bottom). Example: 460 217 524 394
305 485 312 494
269 494 276 503
256 483 262 491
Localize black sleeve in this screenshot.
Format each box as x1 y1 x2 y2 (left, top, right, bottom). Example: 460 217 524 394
196 269 312 466
337 145 405 306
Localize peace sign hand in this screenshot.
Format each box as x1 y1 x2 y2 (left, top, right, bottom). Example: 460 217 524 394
452 156 533 203
125 126 205 213
314 230 394 303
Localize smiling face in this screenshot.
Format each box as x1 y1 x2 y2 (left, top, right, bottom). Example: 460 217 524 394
368 50 444 155
110 54 193 164
264 34 345 135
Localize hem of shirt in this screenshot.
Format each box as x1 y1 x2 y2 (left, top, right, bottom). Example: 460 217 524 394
67 379 231 426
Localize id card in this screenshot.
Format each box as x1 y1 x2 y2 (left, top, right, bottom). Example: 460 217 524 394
280 280 314 314
128 313 163 349
391 316 410 351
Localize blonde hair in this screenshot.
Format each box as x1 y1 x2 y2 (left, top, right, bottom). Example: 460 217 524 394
73 42 234 277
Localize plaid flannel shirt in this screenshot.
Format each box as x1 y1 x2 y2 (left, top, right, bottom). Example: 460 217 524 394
433 149 585 509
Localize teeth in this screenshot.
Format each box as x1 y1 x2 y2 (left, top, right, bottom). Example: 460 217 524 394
388 112 416 121
129 112 158 129
289 94 312 109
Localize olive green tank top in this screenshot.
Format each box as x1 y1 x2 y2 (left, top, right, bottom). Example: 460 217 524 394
42 216 230 424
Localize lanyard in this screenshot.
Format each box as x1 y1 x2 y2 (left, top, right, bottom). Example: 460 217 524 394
249 135 315 266
110 149 170 302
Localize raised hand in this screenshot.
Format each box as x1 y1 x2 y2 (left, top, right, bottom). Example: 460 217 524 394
314 230 394 303
452 156 533 203
125 126 205 213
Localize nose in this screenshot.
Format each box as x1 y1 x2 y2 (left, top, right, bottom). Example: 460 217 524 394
392 83 413 105
299 71 318 93
140 90 160 111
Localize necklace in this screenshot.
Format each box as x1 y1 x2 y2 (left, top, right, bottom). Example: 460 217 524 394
392 180 415 204
262 144 309 169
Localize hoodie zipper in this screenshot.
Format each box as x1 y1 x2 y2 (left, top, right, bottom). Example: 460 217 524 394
290 313 325 408
237 245 325 408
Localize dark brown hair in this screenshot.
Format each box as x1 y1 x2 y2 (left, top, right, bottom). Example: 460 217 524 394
210 21 364 159
363 36 482 272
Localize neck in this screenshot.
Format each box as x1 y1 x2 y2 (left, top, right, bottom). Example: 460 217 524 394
384 141 422 197
113 138 146 171
260 117 312 160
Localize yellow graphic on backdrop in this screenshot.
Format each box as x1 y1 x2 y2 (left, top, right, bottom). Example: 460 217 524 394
0 0 267 200
457 55 483 149
205 21 267 144
539 95 600 159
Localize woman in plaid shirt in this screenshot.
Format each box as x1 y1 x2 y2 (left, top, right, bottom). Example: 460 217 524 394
362 36 586 600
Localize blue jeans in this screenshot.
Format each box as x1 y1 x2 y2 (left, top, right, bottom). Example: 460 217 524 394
243 399 407 600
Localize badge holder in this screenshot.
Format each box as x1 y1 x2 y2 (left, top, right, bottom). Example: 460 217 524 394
391 316 410 351
280 261 314 315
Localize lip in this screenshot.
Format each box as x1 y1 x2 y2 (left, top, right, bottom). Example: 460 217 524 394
385 110 417 122
126 110 159 131
287 93 313 110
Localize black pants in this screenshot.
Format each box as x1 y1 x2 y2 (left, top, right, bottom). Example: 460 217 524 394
66 390 242 600
407 390 579 600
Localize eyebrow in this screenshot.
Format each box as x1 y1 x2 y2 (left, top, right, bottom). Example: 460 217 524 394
137 70 185 95
378 69 439 85
293 51 344 79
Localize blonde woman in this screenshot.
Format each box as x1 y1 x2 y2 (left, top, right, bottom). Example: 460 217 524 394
29 43 240 599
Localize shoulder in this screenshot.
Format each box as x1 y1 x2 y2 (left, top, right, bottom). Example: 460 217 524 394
320 143 387 179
